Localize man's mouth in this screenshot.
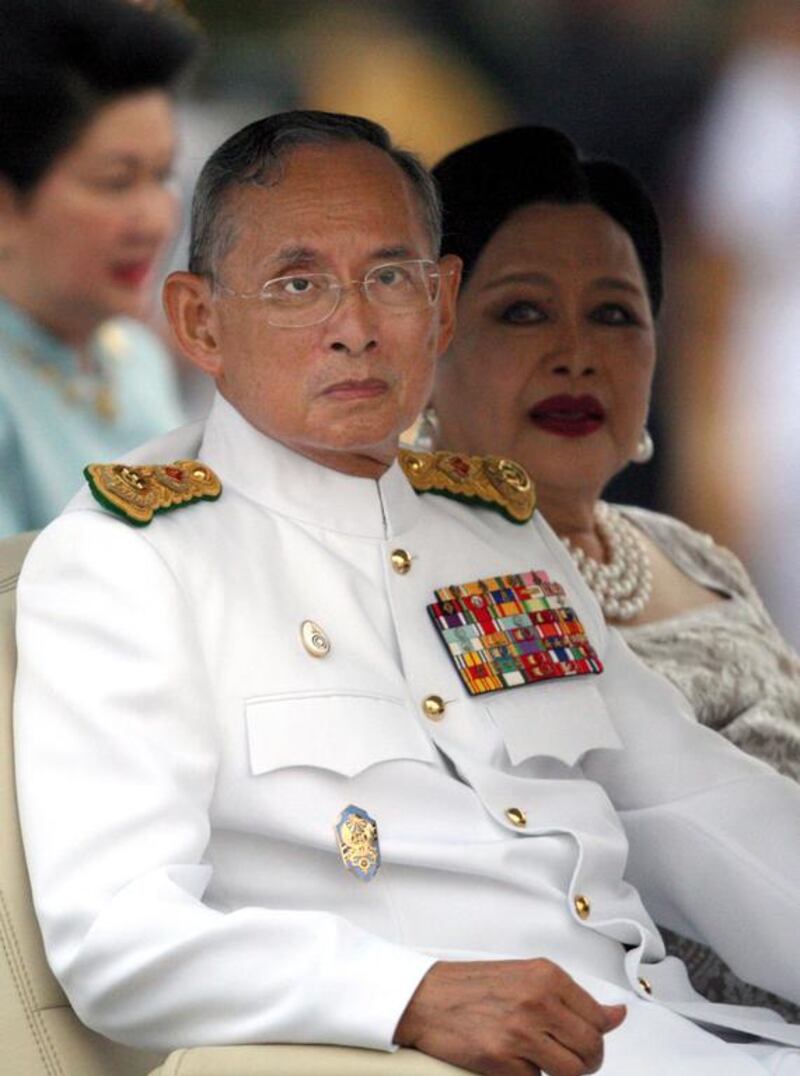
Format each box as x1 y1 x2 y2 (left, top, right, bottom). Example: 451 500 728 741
529 394 606 438
322 378 390 400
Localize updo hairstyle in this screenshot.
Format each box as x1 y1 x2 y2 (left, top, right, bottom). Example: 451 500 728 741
0 0 198 193
433 126 663 314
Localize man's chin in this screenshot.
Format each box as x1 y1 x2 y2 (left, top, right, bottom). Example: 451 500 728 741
294 420 401 474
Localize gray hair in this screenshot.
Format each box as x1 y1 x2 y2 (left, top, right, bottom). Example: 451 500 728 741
188 110 442 278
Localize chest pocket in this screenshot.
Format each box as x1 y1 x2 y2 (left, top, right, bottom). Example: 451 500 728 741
245 691 439 777
483 679 622 768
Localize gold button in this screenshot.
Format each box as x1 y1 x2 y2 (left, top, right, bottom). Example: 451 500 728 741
573 894 591 920
505 807 527 827
638 977 653 996
421 695 446 720
390 549 412 575
300 620 330 658
497 458 532 493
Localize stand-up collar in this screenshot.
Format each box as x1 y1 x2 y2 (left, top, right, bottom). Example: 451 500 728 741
199 393 421 539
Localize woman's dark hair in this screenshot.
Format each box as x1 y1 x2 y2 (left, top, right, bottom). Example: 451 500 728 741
433 126 663 314
0 0 199 193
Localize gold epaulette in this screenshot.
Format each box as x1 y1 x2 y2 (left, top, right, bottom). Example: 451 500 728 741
398 449 535 525
84 460 222 526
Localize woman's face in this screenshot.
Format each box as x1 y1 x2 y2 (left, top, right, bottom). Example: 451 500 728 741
433 202 656 504
1 89 178 343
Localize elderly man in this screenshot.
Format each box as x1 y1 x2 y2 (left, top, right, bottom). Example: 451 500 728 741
14 111 800 1076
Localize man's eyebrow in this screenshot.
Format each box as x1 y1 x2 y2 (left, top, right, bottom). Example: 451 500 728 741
264 244 423 274
269 246 319 268
372 245 417 260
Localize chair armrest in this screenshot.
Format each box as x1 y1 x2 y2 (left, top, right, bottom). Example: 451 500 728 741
148 1044 470 1075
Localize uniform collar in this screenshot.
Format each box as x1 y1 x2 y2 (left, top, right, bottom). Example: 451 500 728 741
199 392 421 539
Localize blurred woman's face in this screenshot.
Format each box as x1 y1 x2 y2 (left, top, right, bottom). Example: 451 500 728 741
1 89 177 343
433 202 656 504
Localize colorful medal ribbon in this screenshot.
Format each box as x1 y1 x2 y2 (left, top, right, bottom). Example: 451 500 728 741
428 569 603 696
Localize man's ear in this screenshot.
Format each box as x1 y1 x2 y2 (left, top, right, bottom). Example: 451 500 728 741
435 254 462 357
162 271 223 378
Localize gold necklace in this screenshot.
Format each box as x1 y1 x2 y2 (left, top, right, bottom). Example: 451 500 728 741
0 322 117 422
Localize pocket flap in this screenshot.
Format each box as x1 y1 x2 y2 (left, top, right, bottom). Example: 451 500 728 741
485 680 623 767
245 692 438 777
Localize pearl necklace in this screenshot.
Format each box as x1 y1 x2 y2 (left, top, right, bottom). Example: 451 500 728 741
560 502 652 621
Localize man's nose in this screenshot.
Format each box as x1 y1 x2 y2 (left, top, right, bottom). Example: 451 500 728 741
326 283 379 357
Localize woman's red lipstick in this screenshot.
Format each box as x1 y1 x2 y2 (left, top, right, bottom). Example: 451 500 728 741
529 394 605 437
110 260 153 288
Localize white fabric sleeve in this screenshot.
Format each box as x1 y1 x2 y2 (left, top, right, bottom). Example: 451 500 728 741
584 628 800 1004
13 513 434 1051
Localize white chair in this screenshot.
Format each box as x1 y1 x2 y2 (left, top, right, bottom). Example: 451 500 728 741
0 532 465 1075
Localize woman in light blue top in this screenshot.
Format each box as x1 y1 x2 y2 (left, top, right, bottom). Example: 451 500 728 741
0 0 198 536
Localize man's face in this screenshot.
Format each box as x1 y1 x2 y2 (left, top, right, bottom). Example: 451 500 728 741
199 142 458 476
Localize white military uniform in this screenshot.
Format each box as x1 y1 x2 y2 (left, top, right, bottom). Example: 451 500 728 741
14 394 800 1072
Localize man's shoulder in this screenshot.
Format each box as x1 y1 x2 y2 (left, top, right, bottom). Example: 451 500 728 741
64 419 210 520
83 458 221 528
398 447 536 526
21 419 215 592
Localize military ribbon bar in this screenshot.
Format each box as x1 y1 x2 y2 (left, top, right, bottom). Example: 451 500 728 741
428 569 603 696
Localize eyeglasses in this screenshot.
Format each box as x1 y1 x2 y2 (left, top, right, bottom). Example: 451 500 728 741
213 259 443 328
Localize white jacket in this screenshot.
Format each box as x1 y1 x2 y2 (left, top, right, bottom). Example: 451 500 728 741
14 394 800 1065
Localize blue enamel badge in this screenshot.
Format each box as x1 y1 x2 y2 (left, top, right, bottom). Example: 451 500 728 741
335 804 381 882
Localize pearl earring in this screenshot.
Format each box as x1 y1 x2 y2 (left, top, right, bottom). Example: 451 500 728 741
633 428 654 464
413 406 440 451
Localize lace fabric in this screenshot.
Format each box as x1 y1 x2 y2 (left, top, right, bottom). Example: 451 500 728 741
616 504 800 1020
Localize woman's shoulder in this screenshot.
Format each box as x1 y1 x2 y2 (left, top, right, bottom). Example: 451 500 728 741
94 318 186 430
614 503 756 601
0 385 19 453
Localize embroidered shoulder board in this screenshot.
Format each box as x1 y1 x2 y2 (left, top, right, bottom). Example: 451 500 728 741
399 448 535 525
84 460 221 526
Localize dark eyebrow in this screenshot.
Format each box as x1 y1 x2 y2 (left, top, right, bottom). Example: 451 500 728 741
481 271 645 298
272 244 419 262
90 149 175 169
87 154 140 171
590 276 645 297
265 244 424 276
270 246 319 268
372 245 418 260
480 272 553 292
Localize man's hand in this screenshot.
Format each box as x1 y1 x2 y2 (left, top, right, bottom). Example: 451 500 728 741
393 958 626 1076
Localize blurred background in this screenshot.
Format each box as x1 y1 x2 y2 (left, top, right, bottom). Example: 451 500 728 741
166 0 800 647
